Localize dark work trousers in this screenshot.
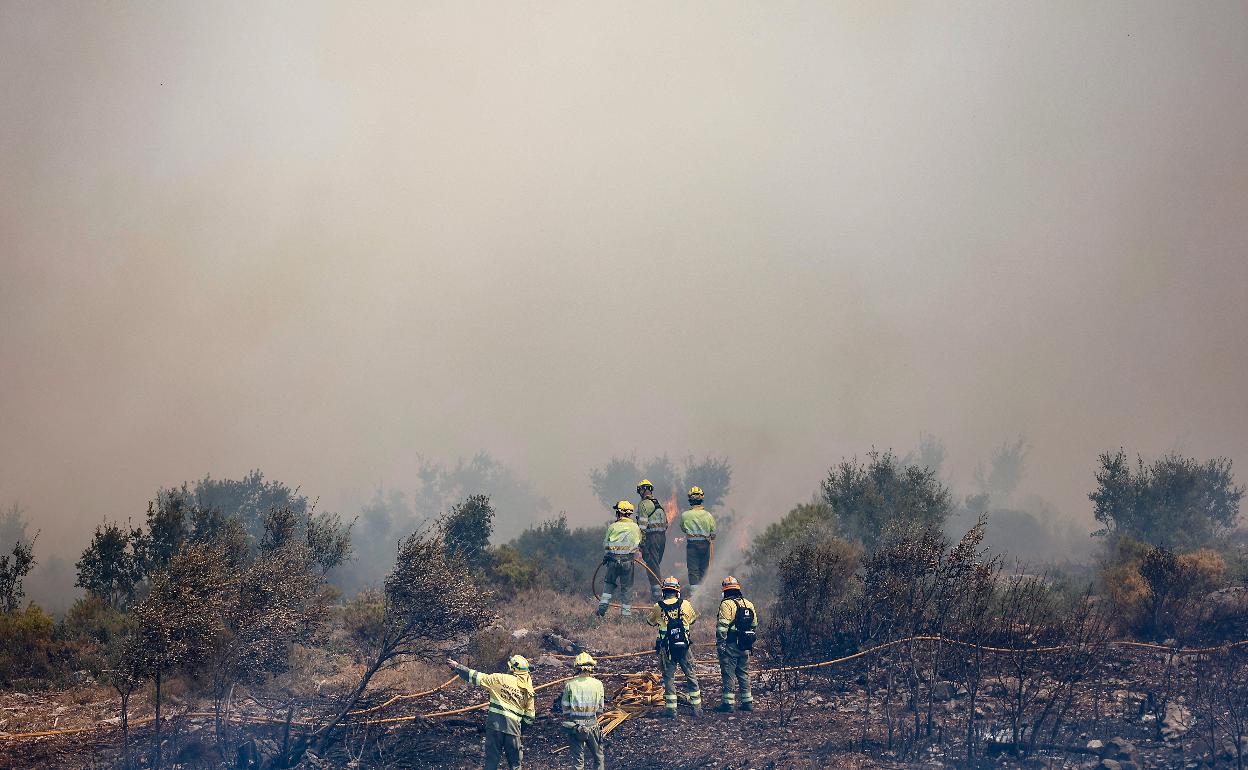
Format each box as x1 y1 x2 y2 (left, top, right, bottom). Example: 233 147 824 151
641 530 666 598
686 540 711 596
717 641 753 707
564 720 605 770
602 554 635 613
483 727 522 770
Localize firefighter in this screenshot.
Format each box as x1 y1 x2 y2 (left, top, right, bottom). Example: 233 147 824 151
636 479 667 600
446 654 536 770
646 576 702 718
714 576 758 713
678 486 716 598
597 500 642 617
556 652 605 770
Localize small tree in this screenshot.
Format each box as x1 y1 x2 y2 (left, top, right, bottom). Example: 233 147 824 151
824 450 952 551
125 541 235 770
441 494 495 570
209 520 331 762
313 527 494 754
1091 450 1243 548
0 533 36 613
746 501 836 593
76 521 144 609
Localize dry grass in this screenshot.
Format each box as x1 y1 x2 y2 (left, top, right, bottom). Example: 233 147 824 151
499 588 657 656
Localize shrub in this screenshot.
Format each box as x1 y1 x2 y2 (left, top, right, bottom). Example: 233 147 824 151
1091 450 1243 549
823 450 952 551
770 535 861 658
1102 540 1228 639
509 514 603 593
746 502 836 592
0 604 59 687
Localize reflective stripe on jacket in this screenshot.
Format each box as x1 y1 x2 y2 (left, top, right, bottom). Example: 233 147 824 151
560 675 605 720
639 498 667 532
717 596 759 640
646 598 696 639
457 667 535 735
680 507 716 541
604 519 642 554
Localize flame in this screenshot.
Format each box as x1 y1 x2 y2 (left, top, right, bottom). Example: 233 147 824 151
664 492 679 525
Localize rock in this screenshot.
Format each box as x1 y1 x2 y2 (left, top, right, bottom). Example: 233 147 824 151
1105 737 1137 761
1100 759 1122 770
511 628 530 639
536 654 568 668
1162 702 1193 740
1087 739 1105 751
544 632 578 655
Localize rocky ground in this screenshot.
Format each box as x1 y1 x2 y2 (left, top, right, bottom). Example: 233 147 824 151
1 595 1241 769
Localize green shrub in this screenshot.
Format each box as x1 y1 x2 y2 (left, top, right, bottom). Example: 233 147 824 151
508 515 603 594
0 604 59 688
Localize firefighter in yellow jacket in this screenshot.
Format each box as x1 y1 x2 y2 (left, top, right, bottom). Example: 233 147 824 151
447 654 536 770
646 576 702 718
597 500 642 617
714 576 758 712
636 479 668 601
679 487 716 598
556 652 605 770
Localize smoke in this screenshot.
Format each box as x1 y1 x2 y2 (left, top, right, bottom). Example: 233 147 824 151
2 2 1246 587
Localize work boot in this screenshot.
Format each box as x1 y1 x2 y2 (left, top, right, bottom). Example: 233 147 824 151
660 709 677 719
739 701 754 712
620 605 632 617
595 603 608 618
714 703 734 713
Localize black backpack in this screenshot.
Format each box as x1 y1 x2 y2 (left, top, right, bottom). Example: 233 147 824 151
730 598 756 651
662 600 689 661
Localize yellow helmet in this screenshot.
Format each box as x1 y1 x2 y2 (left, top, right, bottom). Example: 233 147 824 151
574 652 596 670
508 654 530 673
688 486 704 501
614 500 636 516
636 479 654 494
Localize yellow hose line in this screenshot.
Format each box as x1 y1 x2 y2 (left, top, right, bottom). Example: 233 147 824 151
9 634 1248 741
590 556 662 611
346 676 460 716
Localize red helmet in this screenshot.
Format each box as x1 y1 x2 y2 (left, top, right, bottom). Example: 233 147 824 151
721 576 741 592
662 576 681 593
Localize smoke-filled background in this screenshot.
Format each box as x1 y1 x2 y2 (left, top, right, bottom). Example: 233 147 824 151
2 2 1247 602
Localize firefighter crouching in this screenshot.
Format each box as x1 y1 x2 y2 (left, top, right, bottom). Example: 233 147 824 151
598 500 642 617
556 652 606 770
714 576 758 713
646 576 702 718
447 654 536 770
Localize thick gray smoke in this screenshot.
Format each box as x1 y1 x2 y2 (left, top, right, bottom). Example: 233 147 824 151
2 3 1246 596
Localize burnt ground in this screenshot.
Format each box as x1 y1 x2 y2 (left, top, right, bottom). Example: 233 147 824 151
0 642 1232 769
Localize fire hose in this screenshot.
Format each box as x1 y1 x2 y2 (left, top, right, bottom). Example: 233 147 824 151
9 634 1247 741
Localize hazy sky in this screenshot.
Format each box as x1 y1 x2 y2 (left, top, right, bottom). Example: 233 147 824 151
2 1 1246 556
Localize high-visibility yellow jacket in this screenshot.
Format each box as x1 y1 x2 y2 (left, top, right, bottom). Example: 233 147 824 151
680 506 716 541
647 598 696 640
604 519 642 555
638 498 667 533
560 674 605 722
717 596 759 642
454 665 535 736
